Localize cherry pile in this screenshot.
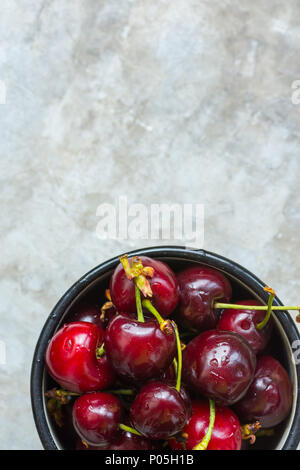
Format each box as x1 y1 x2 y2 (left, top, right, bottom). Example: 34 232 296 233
44 255 295 450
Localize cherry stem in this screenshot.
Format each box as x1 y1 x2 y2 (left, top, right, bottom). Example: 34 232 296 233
96 342 105 358
173 357 178 375
255 428 275 437
171 320 182 393
256 290 275 330
215 303 300 312
142 299 174 337
135 281 144 323
241 421 261 444
119 254 134 279
119 423 142 436
120 254 153 298
45 388 80 404
142 299 164 324
193 399 216 450
46 388 80 397
105 389 135 396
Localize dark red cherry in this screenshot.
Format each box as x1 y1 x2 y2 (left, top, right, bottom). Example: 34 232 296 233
154 378 192 419
160 361 177 382
73 392 122 446
110 256 179 317
76 430 154 450
71 303 104 328
177 266 232 330
175 383 192 419
72 299 116 330
130 381 188 439
168 399 242 450
108 430 155 450
217 300 273 354
182 330 256 406
159 375 192 419
235 356 293 428
104 313 176 384
45 321 115 393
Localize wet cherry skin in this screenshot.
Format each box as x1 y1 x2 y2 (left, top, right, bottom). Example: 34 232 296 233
182 330 256 406
217 300 273 354
130 381 188 439
73 392 122 446
234 356 293 428
160 365 193 417
45 321 115 393
175 383 192 419
168 399 242 450
177 266 232 330
110 256 179 317
161 381 192 419
104 313 176 383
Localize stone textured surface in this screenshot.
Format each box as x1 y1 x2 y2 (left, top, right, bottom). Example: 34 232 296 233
1 0 300 449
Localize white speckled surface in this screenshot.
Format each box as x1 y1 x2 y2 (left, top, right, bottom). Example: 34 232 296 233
1 0 300 449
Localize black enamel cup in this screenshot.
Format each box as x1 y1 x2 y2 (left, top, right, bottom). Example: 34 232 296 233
30 246 300 449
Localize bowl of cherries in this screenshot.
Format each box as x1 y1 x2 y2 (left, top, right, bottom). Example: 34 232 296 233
31 246 300 450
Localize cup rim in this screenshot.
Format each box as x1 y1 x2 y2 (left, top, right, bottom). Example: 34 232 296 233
30 245 300 450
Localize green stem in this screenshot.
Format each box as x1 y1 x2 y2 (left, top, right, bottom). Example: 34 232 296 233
172 321 182 393
215 303 300 311
256 291 275 330
142 299 164 324
96 342 105 358
255 428 275 437
105 389 135 396
135 281 144 323
45 388 80 403
119 424 142 436
193 399 216 450
173 358 178 376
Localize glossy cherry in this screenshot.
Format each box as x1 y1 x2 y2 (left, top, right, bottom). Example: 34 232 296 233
235 355 293 428
182 329 256 406
169 399 242 450
104 313 176 383
110 256 179 317
217 300 273 354
76 430 155 450
73 392 123 446
45 321 115 393
161 366 192 416
177 266 232 330
175 383 192 419
130 381 188 439
108 430 155 450
159 381 193 420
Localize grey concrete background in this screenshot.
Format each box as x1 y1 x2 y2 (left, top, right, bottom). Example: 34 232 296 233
1 0 300 449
